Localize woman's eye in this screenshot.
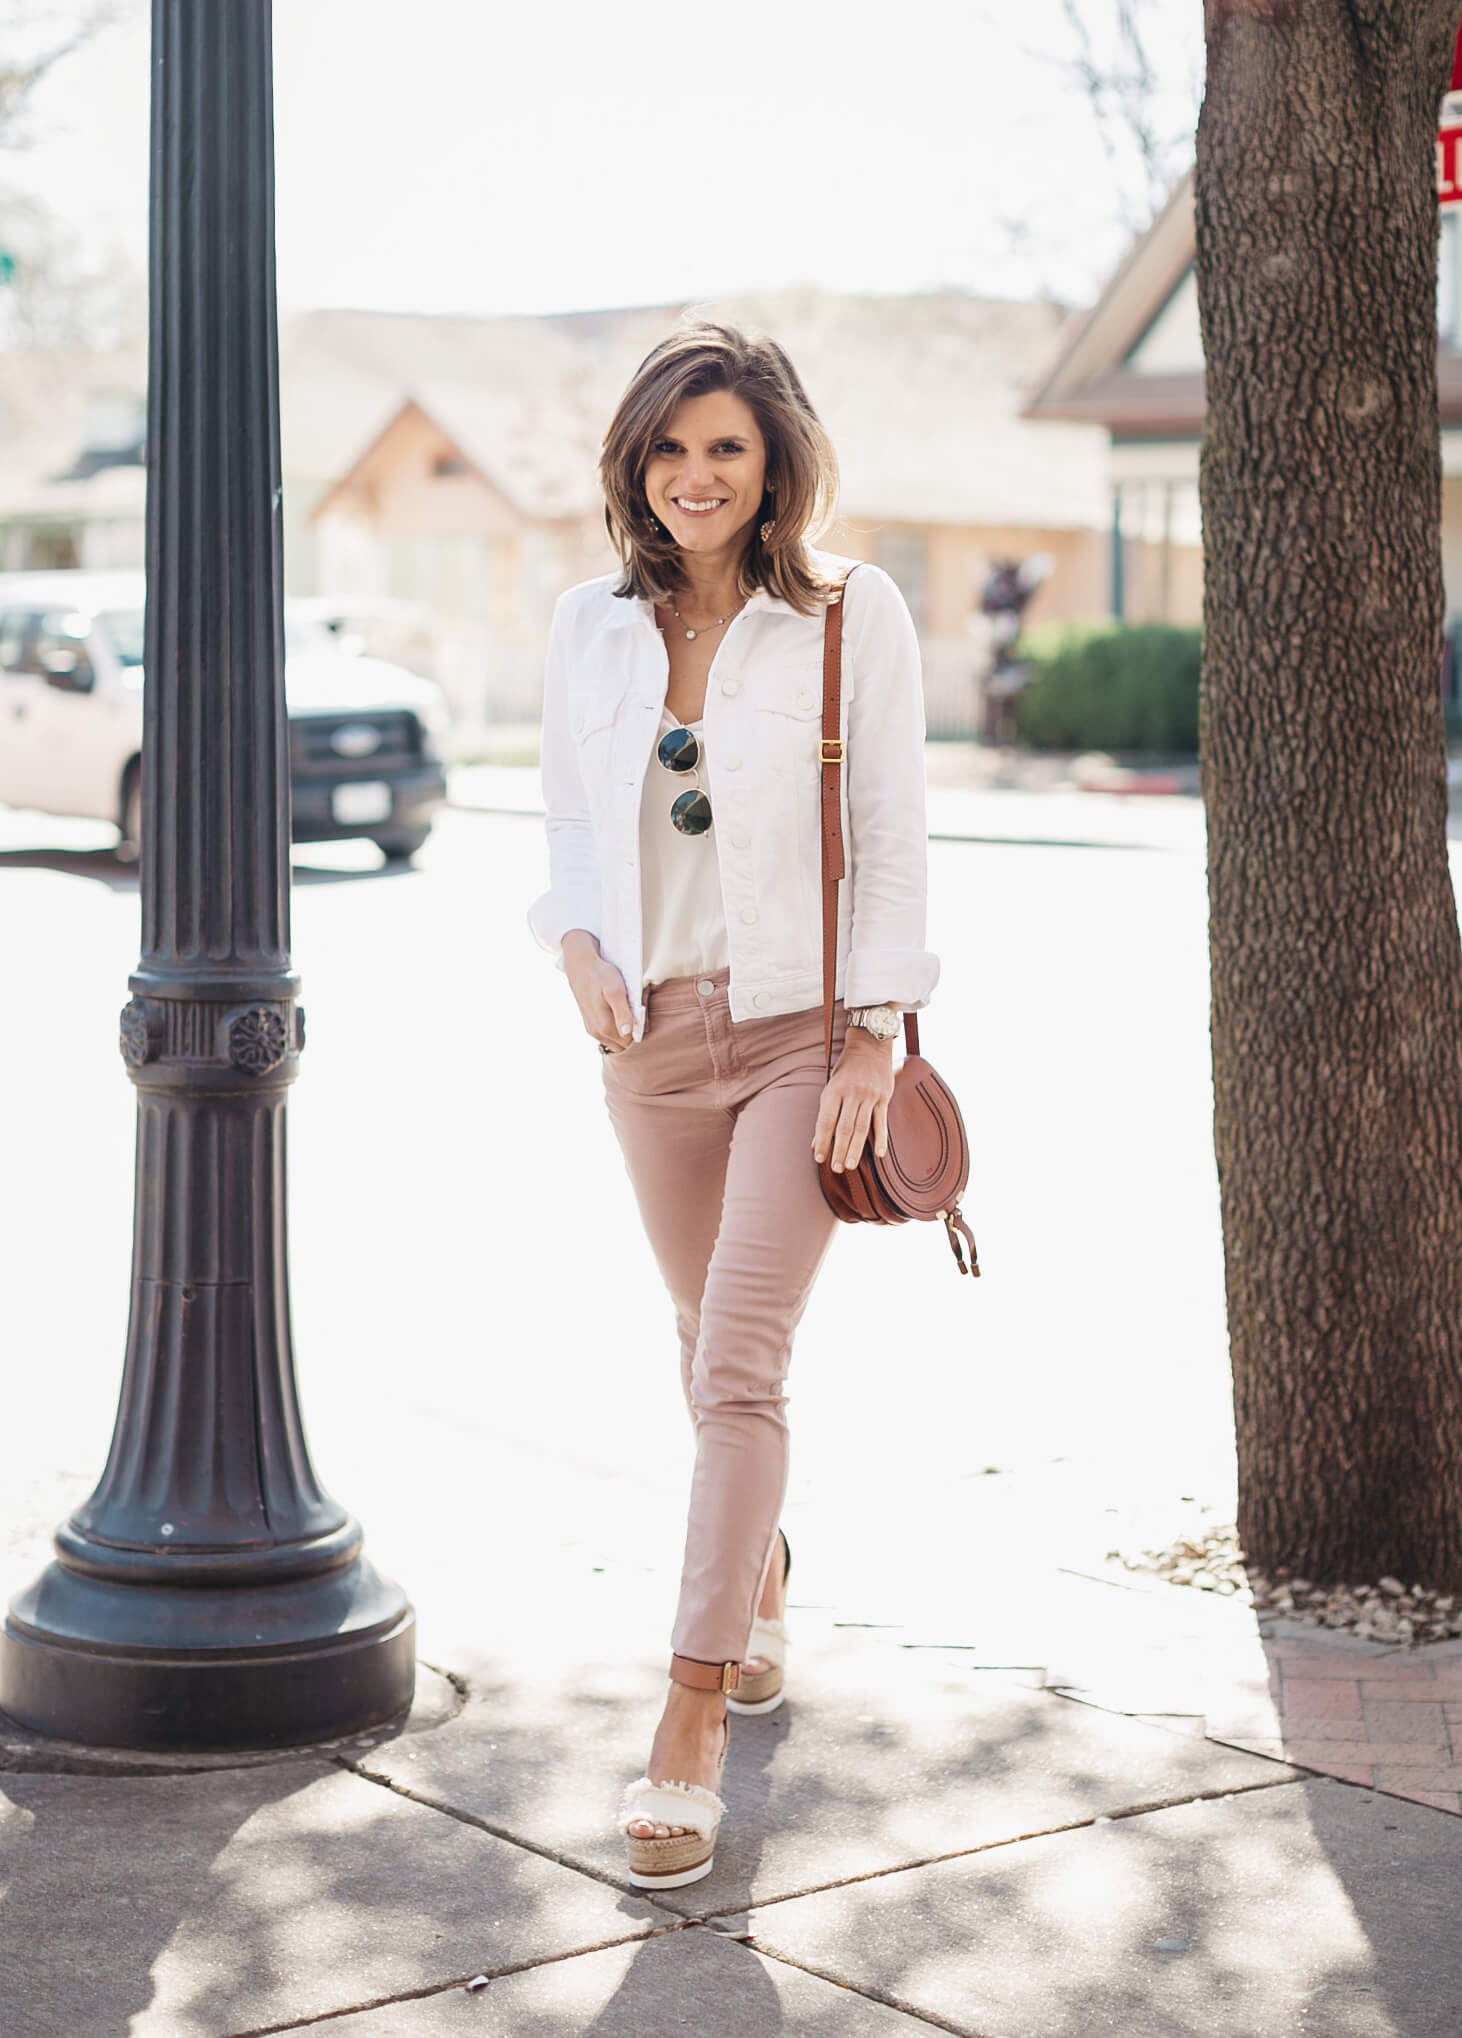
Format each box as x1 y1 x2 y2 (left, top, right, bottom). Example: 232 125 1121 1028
652 440 681 456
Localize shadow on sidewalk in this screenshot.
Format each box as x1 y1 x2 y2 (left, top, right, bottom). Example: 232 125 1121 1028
0 1758 325 2036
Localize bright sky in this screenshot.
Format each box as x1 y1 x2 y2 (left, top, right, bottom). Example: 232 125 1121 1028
7 0 1203 317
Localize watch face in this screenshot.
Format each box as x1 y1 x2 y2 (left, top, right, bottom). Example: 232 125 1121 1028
856 1008 900 1040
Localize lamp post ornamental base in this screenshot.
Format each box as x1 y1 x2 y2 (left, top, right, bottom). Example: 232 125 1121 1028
1 1552 414 1752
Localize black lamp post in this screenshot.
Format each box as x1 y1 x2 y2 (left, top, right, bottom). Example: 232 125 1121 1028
0 0 415 1750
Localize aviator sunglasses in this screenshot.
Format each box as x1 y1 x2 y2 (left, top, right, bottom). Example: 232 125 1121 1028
657 723 713 835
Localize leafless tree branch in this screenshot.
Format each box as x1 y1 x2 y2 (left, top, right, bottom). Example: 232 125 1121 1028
1053 0 1193 234
0 2 128 149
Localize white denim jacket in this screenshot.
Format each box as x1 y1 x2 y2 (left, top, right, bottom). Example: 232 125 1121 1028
527 551 939 1039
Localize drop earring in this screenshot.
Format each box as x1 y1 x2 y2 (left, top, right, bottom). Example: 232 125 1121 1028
760 518 775 544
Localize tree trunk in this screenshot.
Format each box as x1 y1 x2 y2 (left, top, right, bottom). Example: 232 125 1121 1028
1196 1 1462 1588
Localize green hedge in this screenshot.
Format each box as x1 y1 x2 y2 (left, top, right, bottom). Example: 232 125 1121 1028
1014 622 1202 755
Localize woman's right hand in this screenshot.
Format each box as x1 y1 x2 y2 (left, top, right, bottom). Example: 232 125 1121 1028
561 930 635 1051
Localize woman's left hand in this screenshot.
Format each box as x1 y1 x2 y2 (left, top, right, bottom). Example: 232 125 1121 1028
812 1032 896 1174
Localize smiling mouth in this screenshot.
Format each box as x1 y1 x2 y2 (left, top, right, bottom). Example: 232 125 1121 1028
672 498 728 516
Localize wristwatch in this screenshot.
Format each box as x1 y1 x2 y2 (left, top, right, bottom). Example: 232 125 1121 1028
846 1001 902 1043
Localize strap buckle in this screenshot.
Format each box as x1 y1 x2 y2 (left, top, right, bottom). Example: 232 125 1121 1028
721 1662 742 1694
819 738 845 764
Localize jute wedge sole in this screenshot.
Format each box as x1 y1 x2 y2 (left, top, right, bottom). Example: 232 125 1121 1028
620 1723 729 1890
726 1616 787 1715
727 1530 792 1716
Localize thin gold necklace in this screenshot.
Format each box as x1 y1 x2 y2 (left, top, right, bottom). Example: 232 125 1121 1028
666 598 743 642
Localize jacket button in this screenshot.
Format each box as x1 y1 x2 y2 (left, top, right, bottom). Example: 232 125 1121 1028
797 690 813 707
753 992 770 1008
731 831 750 849
721 678 741 696
723 755 742 770
741 907 757 924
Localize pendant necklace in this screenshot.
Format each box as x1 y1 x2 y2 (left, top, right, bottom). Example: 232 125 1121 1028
668 600 742 642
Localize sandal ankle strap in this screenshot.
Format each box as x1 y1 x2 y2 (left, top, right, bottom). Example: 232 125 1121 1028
670 1653 742 1694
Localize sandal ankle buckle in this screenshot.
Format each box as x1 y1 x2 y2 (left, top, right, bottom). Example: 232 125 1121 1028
721 1662 741 1694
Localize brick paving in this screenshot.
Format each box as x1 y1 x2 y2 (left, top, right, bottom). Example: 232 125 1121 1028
1234 1642 1462 1813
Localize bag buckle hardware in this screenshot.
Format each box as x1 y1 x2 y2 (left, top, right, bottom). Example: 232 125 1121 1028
819 739 844 764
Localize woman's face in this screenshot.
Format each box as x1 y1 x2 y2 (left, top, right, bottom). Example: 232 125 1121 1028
641 389 768 566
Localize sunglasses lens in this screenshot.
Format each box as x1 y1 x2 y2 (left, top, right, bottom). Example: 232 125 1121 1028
658 726 701 773
671 788 713 836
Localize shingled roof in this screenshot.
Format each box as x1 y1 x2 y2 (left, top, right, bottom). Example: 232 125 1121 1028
284 289 1111 531
1 289 1111 532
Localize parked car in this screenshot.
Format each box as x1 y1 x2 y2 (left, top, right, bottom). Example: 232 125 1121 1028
0 571 448 862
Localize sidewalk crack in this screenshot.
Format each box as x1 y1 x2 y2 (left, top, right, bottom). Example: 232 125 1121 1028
222 1921 694 2037
693 1773 1301 1923
333 1752 684 1915
747 1940 996 2037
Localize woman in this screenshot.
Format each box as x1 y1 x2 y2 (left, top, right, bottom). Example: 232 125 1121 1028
528 321 938 1888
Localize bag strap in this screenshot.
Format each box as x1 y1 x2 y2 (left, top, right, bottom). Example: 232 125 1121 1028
821 571 921 1080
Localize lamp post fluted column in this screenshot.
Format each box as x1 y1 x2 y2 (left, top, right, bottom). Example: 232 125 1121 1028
0 0 415 1750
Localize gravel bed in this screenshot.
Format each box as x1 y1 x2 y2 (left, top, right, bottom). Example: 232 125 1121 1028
1110 1523 1462 1647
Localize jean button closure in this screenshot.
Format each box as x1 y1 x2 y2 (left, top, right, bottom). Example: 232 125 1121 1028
697 978 716 996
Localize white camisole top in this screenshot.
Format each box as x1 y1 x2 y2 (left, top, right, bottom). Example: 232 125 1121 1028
639 705 731 988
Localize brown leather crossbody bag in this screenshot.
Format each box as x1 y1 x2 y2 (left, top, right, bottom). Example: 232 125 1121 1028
815 573 980 1278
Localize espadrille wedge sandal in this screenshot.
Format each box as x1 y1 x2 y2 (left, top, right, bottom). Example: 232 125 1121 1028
728 1531 792 1717
620 1717 729 1890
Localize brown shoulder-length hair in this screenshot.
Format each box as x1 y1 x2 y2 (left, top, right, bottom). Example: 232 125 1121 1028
599 319 839 616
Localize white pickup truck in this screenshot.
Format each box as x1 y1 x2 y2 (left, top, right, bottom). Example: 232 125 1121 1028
0 570 449 862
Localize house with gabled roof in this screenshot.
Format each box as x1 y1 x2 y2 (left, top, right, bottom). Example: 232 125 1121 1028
302 290 1118 736
1026 168 1462 661
1 287 1127 737
1022 174 1204 628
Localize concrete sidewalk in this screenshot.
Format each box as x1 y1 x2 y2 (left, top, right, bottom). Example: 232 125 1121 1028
5 1553 1462 2034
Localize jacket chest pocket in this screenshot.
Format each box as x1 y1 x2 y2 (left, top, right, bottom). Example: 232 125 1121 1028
571 682 634 780
750 694 825 942
751 689 824 780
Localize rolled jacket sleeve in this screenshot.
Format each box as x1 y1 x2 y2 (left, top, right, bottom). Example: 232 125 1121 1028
527 594 603 968
841 566 941 1011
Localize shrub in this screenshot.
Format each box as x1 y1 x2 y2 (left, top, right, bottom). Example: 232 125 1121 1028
1014 623 1202 755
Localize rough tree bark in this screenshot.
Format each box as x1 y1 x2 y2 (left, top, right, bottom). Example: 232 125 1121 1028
1196 2 1462 1587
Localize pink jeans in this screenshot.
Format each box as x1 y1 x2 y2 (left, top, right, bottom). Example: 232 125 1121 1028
601 965 847 1667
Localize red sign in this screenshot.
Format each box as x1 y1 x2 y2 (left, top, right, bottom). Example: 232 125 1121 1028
1441 124 1462 207
1440 24 1462 206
